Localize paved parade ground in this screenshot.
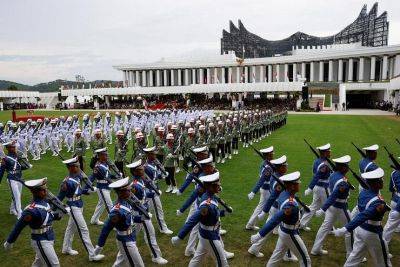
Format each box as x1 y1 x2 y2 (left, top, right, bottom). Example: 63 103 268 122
0 111 399 266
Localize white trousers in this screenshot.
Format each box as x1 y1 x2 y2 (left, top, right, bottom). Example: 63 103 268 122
31 239 60 267
312 206 353 256
300 186 328 227
185 202 199 255
135 219 162 259
383 201 400 243
91 189 113 223
63 206 96 257
188 236 229 267
148 195 168 232
113 240 145 267
8 179 23 218
247 189 270 227
267 206 279 235
344 228 391 267
266 228 311 267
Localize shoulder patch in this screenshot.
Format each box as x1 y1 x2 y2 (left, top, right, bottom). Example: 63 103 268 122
200 207 208 216
61 183 68 191
276 185 282 192
23 214 32 222
339 186 346 193
111 214 120 223
376 204 385 213
284 207 292 216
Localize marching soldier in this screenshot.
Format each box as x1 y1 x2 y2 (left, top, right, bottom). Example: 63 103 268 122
73 129 86 171
171 171 233 266
183 128 196 169
127 159 169 265
94 177 146 267
300 143 332 231
90 129 106 169
334 168 392 267
3 178 63 266
57 157 104 261
232 117 240 155
132 131 147 161
88 148 116 225
163 133 179 193
216 121 226 164
0 140 32 219
250 171 311 267
311 155 353 257
115 130 128 176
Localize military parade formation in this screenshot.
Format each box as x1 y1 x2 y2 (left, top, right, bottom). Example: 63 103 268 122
0 108 398 266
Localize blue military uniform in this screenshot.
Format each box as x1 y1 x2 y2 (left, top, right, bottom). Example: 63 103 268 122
383 169 400 244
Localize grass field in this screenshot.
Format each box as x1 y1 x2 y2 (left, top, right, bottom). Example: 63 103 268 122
0 110 399 266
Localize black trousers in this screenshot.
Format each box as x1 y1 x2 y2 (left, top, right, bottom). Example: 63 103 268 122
217 143 225 159
232 138 239 150
209 148 217 162
115 161 125 177
225 141 232 155
165 167 176 186
78 156 84 172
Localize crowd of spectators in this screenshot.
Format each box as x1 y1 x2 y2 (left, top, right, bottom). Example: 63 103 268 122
4 103 46 110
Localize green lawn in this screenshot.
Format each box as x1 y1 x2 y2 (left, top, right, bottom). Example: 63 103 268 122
0 111 400 266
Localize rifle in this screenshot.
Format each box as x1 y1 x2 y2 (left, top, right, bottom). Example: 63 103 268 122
250 144 310 212
56 152 95 191
181 164 233 213
396 138 400 146
46 190 69 214
384 146 400 170
153 158 169 177
126 194 151 219
351 142 367 158
143 172 161 196
304 139 355 190
32 122 43 135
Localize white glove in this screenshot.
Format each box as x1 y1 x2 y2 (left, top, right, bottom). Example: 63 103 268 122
29 164 33 169
148 212 153 219
171 236 181 246
248 192 255 200
250 233 262 244
333 227 348 237
176 210 183 216
3 241 13 250
94 245 103 255
89 186 97 193
158 190 162 195
304 188 312 196
316 209 325 217
65 206 71 214
168 153 172 157
257 211 267 221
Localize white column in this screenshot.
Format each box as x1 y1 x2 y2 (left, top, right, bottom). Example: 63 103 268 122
123 71 127 87
171 69 175 86
130 71 134 86
348 58 353 82
395 55 400 77
382 55 388 81
319 61 324 82
293 63 297 82
338 59 343 82
135 71 140 86
339 84 346 107
236 67 240 83
142 71 147 86
149 70 153 87
221 68 226 83
259 65 264 82
328 60 333 82
301 63 306 79
213 68 218 83
163 70 168 86
276 65 280 82
177 69 182 86
268 65 272 82
184 69 189 85
310 62 314 82
358 57 364 82
228 67 232 83
126 71 130 87
244 67 248 83
284 64 289 82
192 69 196 84
370 56 376 81
156 70 161 86
199 69 204 84
206 68 210 84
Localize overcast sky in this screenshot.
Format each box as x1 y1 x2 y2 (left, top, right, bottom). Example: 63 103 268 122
0 0 399 85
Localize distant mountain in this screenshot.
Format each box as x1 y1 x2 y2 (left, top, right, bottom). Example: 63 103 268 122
0 79 122 92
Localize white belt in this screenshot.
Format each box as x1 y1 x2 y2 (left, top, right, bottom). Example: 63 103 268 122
335 199 347 203
117 228 133 236
97 180 108 184
317 180 329 184
395 192 400 197
67 196 81 201
199 223 219 231
32 226 51 234
367 220 382 226
281 223 298 230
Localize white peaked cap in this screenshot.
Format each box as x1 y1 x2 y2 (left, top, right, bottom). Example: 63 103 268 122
188 128 195 134
198 155 213 165
109 177 131 189
95 147 107 154
143 146 156 152
200 172 220 183
62 157 79 165
361 167 384 180
260 146 274 154
126 159 142 169
362 144 379 151
166 133 174 140
25 178 47 188
193 146 207 153
270 155 287 165
317 143 331 151
280 171 301 182
332 155 351 164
